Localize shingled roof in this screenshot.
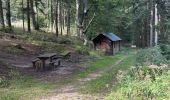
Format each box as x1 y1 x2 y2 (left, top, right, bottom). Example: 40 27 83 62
93 32 122 42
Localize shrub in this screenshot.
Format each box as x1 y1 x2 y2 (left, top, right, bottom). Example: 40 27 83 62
57 36 72 44
160 43 170 60
136 46 167 66
105 65 170 100
37 15 47 28
75 46 90 55
3 27 13 33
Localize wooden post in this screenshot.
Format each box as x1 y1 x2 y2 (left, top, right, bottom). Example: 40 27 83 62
119 41 121 51
94 43 96 50
50 57 53 62
113 42 115 54
111 41 113 55
42 60 46 71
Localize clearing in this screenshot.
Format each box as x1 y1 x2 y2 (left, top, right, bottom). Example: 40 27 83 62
0 32 135 100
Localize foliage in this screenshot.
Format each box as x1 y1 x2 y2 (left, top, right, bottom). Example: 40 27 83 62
3 26 13 33
160 43 170 61
87 0 133 41
75 46 90 55
37 15 47 28
105 65 170 100
136 46 167 66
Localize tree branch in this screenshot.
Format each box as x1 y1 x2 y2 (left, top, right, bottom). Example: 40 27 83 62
83 13 96 33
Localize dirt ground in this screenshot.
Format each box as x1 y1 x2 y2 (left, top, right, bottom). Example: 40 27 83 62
0 36 82 81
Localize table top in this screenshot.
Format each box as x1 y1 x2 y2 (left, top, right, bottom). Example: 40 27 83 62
37 53 57 59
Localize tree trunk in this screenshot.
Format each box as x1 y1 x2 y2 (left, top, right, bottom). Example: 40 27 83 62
152 0 156 46
27 0 31 32
6 0 12 31
55 0 58 36
0 0 5 29
22 0 25 31
30 0 39 30
66 1 71 36
154 3 158 45
35 0 39 29
51 0 54 32
149 0 153 47
62 2 65 30
75 0 81 37
59 0 63 35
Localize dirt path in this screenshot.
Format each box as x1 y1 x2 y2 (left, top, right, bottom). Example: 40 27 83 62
78 57 126 84
42 56 127 100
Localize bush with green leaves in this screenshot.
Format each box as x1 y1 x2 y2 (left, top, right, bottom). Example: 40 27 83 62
136 46 167 66
75 46 90 55
160 43 170 60
105 65 170 100
37 15 47 28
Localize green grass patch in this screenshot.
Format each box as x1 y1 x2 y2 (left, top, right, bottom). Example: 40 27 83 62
76 54 124 79
80 51 135 94
0 73 56 100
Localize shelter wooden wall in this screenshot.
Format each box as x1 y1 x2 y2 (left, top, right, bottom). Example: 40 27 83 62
94 37 121 55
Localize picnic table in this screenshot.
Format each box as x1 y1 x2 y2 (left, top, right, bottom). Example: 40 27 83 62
32 52 71 71
37 53 57 70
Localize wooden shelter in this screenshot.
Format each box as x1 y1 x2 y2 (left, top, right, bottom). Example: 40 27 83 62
93 33 122 55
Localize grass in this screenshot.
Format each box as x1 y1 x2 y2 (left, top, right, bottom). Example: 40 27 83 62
80 50 136 94
0 72 56 100
13 28 84 54
0 59 75 100
76 53 125 79
0 28 84 55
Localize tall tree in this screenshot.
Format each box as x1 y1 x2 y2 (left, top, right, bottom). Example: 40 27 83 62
66 1 71 36
149 0 153 47
51 0 54 32
30 0 39 30
55 0 59 36
22 0 25 31
27 0 31 32
75 0 81 37
59 0 63 35
6 0 12 31
75 0 95 45
0 0 5 29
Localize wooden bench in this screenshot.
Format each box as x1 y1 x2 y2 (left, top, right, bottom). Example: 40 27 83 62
32 58 43 71
63 52 71 59
49 59 61 69
32 58 40 68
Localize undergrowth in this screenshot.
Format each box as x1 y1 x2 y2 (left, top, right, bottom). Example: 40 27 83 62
105 64 170 100
105 47 170 100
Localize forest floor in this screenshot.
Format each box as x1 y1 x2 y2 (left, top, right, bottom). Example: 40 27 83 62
0 32 135 100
